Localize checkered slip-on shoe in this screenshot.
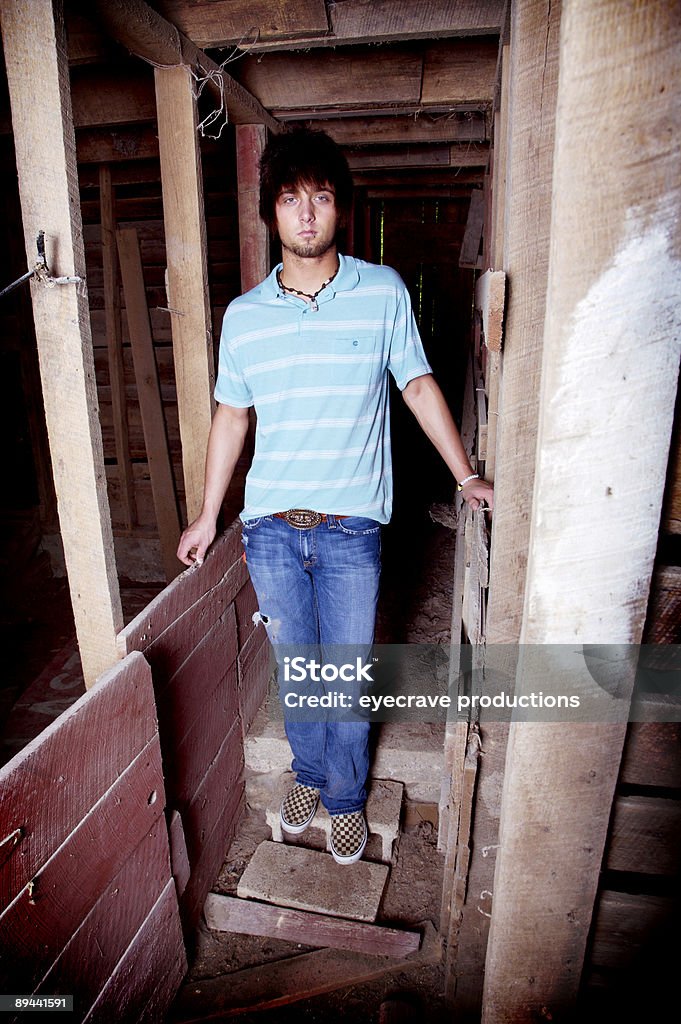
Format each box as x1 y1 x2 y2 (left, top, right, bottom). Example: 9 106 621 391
280 783 320 835
329 811 368 865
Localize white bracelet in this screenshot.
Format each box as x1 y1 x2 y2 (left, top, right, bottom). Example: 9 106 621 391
458 473 479 490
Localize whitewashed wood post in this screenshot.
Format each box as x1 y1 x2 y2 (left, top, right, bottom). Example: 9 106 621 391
482 1 681 1020
0 0 123 686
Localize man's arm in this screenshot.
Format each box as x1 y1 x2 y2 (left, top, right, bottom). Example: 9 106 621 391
402 373 494 512
176 403 251 565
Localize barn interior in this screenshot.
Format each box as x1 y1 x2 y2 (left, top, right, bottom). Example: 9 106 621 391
0 1 680 1022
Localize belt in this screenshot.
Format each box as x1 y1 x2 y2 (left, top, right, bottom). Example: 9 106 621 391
274 509 348 529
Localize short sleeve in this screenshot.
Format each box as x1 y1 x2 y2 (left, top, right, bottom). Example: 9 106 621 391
214 307 254 408
386 280 433 390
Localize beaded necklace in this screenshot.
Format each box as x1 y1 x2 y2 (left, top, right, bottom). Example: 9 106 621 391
277 260 340 312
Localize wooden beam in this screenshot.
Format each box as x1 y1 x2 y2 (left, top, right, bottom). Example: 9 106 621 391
76 125 159 164
154 0 504 50
485 0 561 644
482 0 681 1017
0 0 123 686
318 113 489 146
236 124 270 293
155 65 215 524
234 47 424 112
99 165 136 533
116 227 181 580
90 0 280 131
346 143 489 171
234 40 496 114
203 893 421 957
421 39 498 104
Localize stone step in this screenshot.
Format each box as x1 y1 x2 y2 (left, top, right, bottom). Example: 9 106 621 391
237 840 389 922
264 773 403 863
244 703 445 804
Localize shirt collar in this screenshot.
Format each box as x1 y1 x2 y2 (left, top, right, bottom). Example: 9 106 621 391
264 253 360 303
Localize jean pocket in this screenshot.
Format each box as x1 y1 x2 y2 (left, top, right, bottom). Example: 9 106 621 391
337 516 382 536
241 516 264 531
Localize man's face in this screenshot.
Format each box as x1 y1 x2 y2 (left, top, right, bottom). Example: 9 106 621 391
274 182 339 259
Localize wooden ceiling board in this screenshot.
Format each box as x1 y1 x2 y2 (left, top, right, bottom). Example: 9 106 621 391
233 48 424 110
153 0 330 48
150 0 503 50
329 0 505 44
421 38 498 104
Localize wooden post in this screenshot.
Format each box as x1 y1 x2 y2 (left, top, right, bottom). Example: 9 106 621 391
155 64 215 524
99 164 136 532
485 0 562 645
482 1 681 1020
236 124 270 293
0 0 122 686
443 3 562 1013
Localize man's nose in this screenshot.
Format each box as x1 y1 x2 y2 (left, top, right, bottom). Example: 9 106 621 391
299 199 315 222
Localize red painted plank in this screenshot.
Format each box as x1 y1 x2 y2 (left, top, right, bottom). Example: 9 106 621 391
83 878 186 1023
37 815 171 1010
146 587 240 693
0 737 165 993
238 625 273 735
234 579 260 648
0 652 156 909
180 785 245 930
179 719 244 864
156 607 238 751
168 664 241 806
117 523 244 656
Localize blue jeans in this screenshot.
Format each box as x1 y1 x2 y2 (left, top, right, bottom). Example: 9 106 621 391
241 514 381 815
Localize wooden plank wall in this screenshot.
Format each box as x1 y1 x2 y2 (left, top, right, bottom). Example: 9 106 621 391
79 148 242 548
117 520 273 932
0 650 186 1019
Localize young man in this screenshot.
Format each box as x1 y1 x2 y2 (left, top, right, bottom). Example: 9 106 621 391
177 129 493 865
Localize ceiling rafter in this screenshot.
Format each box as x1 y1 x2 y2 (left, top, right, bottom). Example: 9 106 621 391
90 0 280 130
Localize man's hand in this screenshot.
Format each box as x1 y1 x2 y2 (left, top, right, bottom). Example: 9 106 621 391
402 374 495 514
460 476 494 513
177 513 217 567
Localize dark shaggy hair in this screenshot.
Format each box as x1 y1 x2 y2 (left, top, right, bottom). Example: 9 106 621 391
259 128 354 233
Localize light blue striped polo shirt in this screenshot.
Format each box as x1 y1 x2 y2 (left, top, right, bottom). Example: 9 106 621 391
215 254 432 524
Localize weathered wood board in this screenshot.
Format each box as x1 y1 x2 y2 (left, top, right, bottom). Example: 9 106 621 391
0 651 186 1017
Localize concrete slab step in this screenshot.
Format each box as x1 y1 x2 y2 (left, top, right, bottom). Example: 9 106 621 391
244 703 445 803
237 840 389 922
263 773 403 862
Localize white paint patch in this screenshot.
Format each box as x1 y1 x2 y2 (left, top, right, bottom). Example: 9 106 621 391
527 201 681 643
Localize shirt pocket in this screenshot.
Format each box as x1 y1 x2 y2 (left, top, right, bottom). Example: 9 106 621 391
329 334 384 388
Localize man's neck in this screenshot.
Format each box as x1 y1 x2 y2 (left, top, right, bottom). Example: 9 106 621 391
280 248 340 294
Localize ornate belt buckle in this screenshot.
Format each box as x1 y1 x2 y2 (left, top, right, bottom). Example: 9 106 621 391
284 508 323 529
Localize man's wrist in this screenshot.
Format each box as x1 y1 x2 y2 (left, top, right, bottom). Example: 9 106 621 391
457 472 479 490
